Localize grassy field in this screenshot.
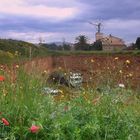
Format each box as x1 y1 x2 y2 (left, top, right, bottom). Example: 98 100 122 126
0 57 140 139
1 50 140 64
46 50 140 56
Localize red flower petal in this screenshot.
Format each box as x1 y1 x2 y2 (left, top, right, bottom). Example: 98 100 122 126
0 75 5 82
2 118 9 126
29 125 40 133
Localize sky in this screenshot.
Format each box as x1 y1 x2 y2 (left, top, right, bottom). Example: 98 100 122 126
0 0 140 44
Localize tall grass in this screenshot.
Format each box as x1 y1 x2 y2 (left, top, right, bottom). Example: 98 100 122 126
0 65 140 140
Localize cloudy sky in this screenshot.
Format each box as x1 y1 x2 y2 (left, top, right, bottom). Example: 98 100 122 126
0 0 140 44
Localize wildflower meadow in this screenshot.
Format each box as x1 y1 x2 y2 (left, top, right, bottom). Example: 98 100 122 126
0 55 140 140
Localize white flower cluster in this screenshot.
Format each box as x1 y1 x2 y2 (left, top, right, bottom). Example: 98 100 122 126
43 87 62 95
118 83 125 88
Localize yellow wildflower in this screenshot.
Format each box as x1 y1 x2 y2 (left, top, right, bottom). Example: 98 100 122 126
43 70 47 74
119 70 123 74
129 73 133 77
126 60 130 64
91 59 95 63
114 57 119 60
15 65 19 69
58 67 62 70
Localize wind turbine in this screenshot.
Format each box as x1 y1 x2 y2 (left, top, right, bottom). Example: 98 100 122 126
88 21 102 33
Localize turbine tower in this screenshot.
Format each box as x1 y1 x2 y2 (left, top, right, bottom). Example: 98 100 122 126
89 21 103 41
88 22 102 33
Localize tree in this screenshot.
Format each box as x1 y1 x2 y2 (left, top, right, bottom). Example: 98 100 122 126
94 40 102 50
74 35 90 50
125 43 136 50
90 40 102 50
62 44 71 50
135 37 140 50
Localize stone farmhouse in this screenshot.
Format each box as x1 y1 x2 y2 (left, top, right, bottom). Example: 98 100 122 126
95 32 126 51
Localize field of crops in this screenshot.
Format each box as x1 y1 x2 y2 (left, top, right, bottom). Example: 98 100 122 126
0 54 140 139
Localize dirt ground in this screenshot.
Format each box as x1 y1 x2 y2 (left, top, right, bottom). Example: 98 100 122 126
24 55 140 89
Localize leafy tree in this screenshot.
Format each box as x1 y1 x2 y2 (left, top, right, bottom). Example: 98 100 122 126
135 37 140 50
74 35 90 50
42 43 58 50
124 43 136 50
61 44 71 50
90 40 102 50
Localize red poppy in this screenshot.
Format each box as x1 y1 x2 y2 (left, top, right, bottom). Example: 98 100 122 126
0 75 5 82
29 125 40 133
2 118 9 126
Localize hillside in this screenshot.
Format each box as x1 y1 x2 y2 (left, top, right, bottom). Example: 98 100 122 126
0 39 47 57
0 39 50 64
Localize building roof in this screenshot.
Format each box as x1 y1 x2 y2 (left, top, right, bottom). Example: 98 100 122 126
100 34 125 46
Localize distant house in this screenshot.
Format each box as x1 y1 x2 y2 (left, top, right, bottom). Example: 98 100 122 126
95 33 126 51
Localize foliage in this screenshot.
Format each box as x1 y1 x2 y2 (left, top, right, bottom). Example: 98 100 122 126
0 39 48 58
41 43 71 51
135 37 140 50
90 40 103 50
124 43 137 50
0 50 15 64
62 44 71 50
0 66 140 139
40 50 140 56
74 35 90 50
